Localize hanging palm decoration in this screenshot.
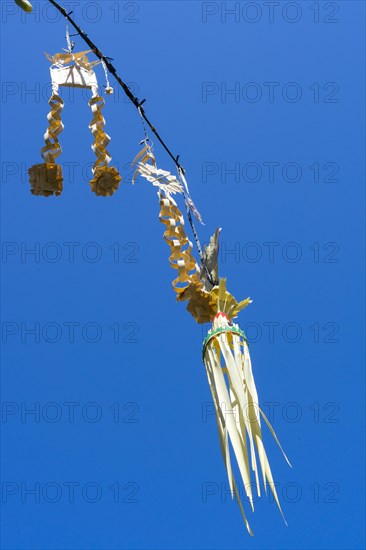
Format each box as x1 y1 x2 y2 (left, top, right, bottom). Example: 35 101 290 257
29 44 121 197
132 144 291 534
21 0 291 535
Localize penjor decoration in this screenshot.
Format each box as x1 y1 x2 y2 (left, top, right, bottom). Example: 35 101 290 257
131 143 292 535
24 3 291 535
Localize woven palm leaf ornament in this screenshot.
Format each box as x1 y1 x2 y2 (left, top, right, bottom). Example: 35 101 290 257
29 31 121 197
22 3 291 535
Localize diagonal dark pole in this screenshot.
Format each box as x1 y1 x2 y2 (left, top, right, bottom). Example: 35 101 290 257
46 0 213 281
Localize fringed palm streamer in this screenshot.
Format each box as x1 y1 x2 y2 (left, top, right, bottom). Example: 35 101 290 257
205 343 254 535
41 93 64 163
89 94 112 172
202 280 291 534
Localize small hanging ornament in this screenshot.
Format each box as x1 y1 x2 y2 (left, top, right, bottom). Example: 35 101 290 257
29 40 121 197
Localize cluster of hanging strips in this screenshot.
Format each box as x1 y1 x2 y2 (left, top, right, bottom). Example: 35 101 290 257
29 29 121 197
27 21 291 535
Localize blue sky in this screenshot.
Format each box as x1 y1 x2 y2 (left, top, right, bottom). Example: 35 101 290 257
1 1 365 549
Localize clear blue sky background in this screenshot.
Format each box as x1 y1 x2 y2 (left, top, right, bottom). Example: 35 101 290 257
1 1 365 549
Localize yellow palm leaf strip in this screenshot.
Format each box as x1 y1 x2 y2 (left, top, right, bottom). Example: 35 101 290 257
258 407 292 467
204 347 254 535
89 94 111 172
41 93 64 164
159 194 201 297
241 340 288 524
209 278 252 320
45 51 93 68
214 333 257 509
205 339 254 510
232 332 261 497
